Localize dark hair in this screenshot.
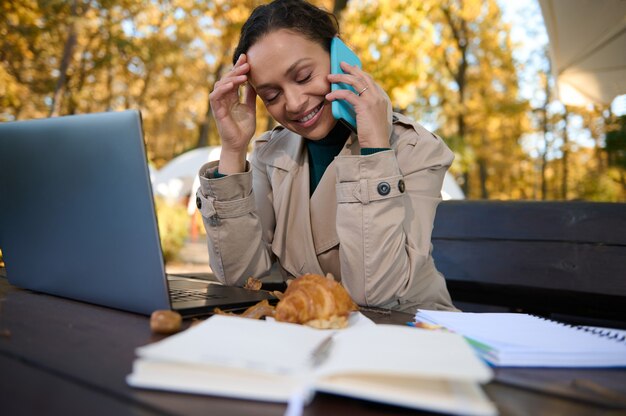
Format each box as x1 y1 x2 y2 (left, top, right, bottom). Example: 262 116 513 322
233 0 339 65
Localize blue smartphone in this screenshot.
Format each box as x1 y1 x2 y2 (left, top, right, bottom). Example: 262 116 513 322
330 37 361 132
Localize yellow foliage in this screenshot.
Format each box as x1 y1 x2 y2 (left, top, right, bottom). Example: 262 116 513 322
0 0 622 201
154 197 190 262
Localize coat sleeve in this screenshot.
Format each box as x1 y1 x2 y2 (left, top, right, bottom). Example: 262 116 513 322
334 117 454 308
195 137 275 286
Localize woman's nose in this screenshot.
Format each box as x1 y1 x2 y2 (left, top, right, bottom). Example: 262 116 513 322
284 88 307 114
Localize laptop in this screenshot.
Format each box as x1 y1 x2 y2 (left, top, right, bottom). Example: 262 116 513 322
0 110 274 317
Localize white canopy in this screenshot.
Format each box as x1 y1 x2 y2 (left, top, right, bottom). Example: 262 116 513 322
539 0 626 107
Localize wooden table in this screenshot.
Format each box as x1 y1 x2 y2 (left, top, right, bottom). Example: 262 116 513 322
1 274 624 416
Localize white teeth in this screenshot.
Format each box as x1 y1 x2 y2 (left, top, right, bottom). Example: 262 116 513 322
299 105 321 122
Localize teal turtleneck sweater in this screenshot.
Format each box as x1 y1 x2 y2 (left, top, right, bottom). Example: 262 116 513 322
305 122 389 195
305 121 351 195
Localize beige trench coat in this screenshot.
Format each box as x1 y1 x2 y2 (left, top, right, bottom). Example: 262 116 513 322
196 113 457 313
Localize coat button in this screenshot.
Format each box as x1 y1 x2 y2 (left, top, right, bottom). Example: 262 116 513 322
196 196 202 209
377 182 391 196
398 179 405 193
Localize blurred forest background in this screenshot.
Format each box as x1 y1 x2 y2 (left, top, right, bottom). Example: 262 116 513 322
1 0 625 202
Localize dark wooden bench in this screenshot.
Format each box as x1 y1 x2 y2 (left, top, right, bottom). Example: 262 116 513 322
432 201 626 328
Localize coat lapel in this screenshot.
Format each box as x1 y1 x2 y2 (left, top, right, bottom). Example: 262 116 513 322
309 131 360 254
261 131 323 276
309 161 339 254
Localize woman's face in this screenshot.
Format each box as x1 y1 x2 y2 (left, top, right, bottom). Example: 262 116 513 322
246 29 337 140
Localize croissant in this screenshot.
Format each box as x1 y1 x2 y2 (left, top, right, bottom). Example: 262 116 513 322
274 273 358 328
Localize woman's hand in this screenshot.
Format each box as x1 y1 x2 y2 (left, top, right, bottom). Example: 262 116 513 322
326 62 392 149
209 54 257 173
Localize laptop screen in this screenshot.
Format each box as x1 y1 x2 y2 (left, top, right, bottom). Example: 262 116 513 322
0 110 172 314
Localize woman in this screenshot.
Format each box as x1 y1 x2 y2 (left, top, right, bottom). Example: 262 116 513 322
196 0 456 312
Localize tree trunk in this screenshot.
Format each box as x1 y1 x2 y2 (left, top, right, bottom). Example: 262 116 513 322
540 94 550 200
67 34 97 115
561 108 570 199
597 106 612 172
333 0 349 15
537 49 553 200
442 5 469 197
198 61 227 148
197 109 217 148
106 64 114 111
49 0 78 117
478 157 489 199
458 113 468 195
478 129 489 198
540 147 548 200
105 12 114 111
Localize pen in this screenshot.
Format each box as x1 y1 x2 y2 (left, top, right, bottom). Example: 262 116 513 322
310 334 334 367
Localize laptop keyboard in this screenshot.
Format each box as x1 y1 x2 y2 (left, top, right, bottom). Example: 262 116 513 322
169 288 224 301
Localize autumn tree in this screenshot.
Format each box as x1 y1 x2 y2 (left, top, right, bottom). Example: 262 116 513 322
341 0 529 199
0 0 622 202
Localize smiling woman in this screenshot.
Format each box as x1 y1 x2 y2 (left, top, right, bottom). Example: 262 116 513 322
195 0 458 314
247 33 335 141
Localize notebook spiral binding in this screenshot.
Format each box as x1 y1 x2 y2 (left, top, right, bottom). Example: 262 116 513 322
531 315 626 343
576 326 626 342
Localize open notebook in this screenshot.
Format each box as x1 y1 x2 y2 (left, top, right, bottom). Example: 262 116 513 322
414 310 626 367
127 314 496 416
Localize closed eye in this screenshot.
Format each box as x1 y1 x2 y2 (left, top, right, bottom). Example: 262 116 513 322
263 91 280 103
296 73 312 84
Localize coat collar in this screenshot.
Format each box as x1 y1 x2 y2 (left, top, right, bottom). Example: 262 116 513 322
257 125 360 171
255 127 301 172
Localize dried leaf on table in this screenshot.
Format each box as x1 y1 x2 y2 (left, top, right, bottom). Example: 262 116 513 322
243 277 263 291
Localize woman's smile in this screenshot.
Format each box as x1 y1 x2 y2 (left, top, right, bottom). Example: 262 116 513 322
293 102 325 127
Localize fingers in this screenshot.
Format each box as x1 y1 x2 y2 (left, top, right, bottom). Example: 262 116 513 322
210 55 255 117
325 88 361 107
338 60 369 77
326 65 375 102
231 54 250 77
220 56 250 84
212 54 250 96
328 61 373 95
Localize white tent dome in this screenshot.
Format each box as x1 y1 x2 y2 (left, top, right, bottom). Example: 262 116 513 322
152 146 222 201
441 173 464 201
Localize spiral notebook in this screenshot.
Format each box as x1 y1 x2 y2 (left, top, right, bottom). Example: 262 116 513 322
414 310 626 368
